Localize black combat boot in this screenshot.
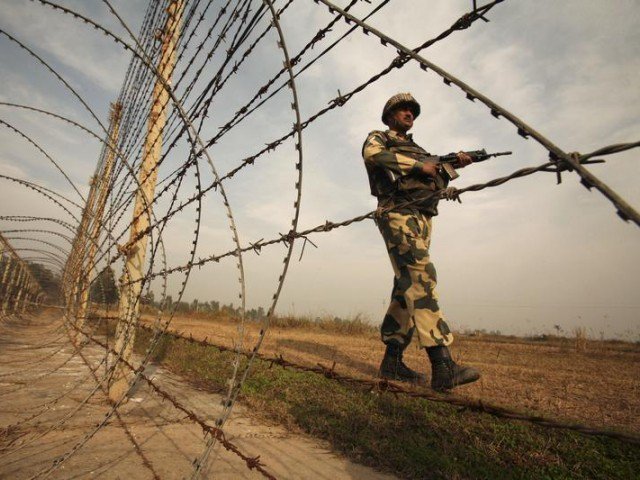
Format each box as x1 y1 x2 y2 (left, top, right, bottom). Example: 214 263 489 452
379 342 426 384
426 345 480 392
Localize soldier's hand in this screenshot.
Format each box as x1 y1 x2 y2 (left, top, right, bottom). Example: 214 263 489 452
421 162 439 177
442 187 461 203
456 151 473 167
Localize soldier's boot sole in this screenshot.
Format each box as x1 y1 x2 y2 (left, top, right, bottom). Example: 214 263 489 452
431 364 480 392
379 369 427 384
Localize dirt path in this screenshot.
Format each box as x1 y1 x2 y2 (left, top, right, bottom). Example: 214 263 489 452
0 312 397 479
143 313 640 434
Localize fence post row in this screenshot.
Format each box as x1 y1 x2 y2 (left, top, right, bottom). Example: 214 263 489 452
108 0 184 403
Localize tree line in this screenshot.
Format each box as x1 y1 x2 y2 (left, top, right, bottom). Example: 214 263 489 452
91 266 266 320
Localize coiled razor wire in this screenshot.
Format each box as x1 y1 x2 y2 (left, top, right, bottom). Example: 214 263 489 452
1 2 302 473
0 0 638 478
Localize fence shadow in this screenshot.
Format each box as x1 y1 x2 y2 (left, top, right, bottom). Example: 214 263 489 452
276 338 379 377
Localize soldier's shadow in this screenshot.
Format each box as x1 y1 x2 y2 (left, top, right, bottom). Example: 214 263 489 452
276 338 379 377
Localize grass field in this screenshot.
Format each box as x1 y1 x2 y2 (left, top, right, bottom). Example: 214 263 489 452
135 312 640 434
117 314 640 480
82 309 640 478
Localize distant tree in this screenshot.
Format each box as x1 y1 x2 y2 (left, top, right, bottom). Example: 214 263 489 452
26 261 62 303
221 303 237 316
176 301 189 312
89 267 119 305
141 289 156 306
246 306 266 319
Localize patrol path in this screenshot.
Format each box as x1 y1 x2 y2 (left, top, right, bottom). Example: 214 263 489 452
0 312 397 479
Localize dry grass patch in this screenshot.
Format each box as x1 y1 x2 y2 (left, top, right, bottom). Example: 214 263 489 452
127 327 640 480
142 314 640 434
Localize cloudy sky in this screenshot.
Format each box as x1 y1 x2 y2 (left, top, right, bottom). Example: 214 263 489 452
1 0 638 339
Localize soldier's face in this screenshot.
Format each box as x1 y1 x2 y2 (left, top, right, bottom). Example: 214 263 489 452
390 106 414 132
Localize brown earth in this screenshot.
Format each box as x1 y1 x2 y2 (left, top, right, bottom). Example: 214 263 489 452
0 312 397 479
3 309 638 480
142 313 640 434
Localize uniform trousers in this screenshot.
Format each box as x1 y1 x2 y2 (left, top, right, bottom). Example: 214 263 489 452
376 210 453 349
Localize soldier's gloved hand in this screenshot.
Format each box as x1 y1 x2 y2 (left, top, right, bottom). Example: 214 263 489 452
421 162 439 177
456 151 473 167
442 187 461 203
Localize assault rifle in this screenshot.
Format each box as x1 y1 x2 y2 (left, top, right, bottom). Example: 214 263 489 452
438 149 512 181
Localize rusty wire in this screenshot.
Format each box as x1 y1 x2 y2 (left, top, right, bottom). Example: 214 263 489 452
1 0 638 479
1 1 279 477
72 322 278 479
132 321 640 445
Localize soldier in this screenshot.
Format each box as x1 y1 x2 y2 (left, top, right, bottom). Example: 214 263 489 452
362 93 480 391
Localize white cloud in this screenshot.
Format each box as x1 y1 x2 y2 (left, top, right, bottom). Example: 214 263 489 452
1 0 638 339
2 2 135 94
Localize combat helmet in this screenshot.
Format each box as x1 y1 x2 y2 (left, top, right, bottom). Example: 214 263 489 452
381 93 421 125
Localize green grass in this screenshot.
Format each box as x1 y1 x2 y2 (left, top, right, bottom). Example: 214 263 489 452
129 328 640 480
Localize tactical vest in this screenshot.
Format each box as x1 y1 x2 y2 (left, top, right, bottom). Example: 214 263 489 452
366 131 448 216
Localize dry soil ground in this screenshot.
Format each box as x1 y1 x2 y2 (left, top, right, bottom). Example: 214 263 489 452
0 312 397 479
142 313 640 434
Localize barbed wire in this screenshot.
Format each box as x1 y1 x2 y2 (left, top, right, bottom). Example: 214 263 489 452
314 0 639 225
120 143 634 286
1 3 254 476
67 319 279 479
133 321 640 445
1 0 638 478
90 0 505 289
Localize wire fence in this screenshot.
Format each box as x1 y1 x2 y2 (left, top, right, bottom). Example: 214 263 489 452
0 0 638 478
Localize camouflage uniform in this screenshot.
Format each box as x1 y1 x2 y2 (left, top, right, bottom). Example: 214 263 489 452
362 129 454 350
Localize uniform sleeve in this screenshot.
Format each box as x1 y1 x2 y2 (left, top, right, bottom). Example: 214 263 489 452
362 131 426 177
